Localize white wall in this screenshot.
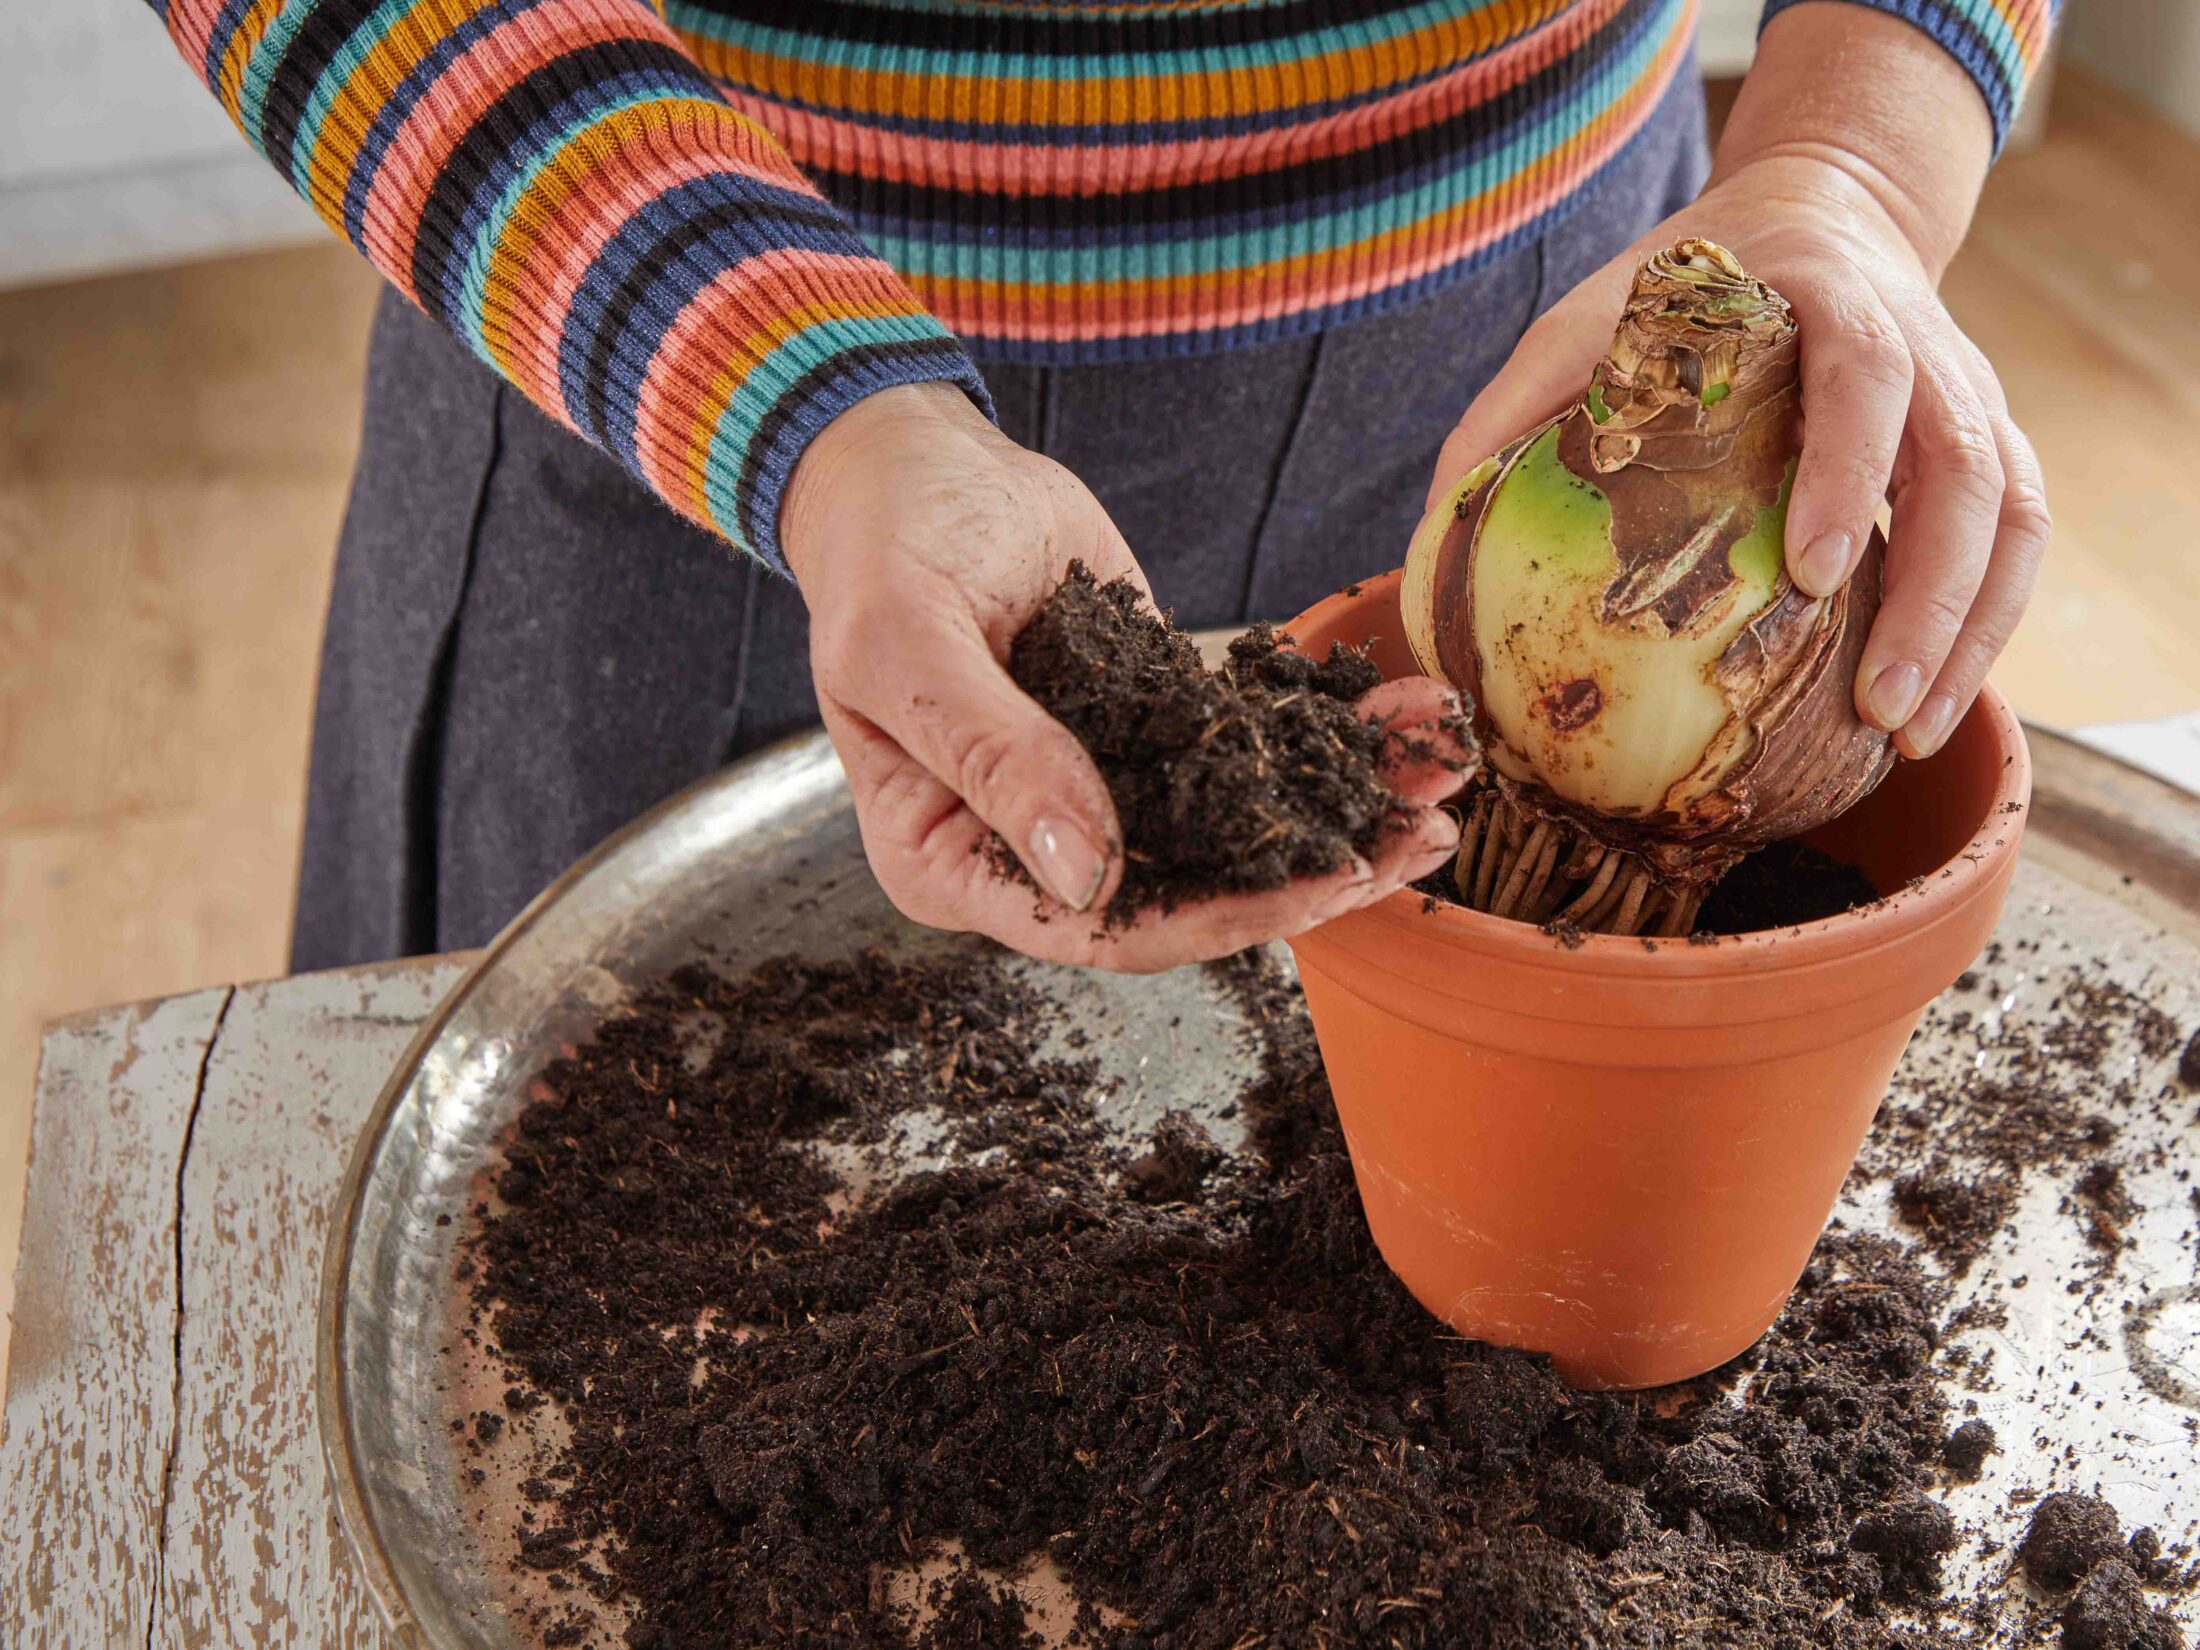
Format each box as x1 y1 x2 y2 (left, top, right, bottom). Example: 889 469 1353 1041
0 0 320 290
1697 0 1763 76
2065 0 2200 142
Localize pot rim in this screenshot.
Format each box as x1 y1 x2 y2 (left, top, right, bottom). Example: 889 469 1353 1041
1288 569 2032 981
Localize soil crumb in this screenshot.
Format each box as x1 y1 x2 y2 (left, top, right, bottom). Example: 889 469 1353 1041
1003 563 1450 922
2075 1161 2137 1255
1941 1418 1996 1478
462 945 2195 1649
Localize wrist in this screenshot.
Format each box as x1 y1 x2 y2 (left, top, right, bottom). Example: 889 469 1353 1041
781 381 992 590
1711 3 1991 282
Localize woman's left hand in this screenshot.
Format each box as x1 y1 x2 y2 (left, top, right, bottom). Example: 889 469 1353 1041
1429 14 2050 763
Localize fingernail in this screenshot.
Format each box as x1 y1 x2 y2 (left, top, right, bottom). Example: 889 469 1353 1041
1029 816 1107 912
1795 529 1854 598
1904 691 1958 756
1866 661 1926 730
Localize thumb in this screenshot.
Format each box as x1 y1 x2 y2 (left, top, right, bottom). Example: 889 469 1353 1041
867 617 1124 915
1426 287 1616 512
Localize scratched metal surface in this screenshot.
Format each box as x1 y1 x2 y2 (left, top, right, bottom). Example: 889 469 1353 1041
320 727 2200 1648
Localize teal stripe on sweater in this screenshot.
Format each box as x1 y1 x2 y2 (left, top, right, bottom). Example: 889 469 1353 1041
235 0 318 153
284 0 419 198
1939 0 2033 90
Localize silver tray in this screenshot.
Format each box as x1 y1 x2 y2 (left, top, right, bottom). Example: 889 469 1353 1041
320 725 2200 1648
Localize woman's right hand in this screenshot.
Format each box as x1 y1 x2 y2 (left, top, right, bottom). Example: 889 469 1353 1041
781 382 1467 972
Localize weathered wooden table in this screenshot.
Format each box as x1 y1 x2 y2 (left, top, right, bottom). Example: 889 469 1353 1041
0 958 471 1648
4 719 2195 1648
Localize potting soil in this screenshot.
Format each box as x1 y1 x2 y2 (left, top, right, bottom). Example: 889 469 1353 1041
465 945 2197 1648
1001 564 1462 924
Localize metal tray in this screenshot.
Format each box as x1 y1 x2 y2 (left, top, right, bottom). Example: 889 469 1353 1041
320 725 2200 1648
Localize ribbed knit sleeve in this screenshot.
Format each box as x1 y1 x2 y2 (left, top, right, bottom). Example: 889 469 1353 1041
149 0 990 571
1759 0 2063 154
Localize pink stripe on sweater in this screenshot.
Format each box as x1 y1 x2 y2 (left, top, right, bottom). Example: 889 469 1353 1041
361 3 681 290
164 0 229 86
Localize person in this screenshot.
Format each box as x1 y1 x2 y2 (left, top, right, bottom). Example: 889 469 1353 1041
147 0 2056 973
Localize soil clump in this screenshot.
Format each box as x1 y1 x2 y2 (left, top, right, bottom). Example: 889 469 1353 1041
2025 1494 2133 1590
2019 1495 2189 1650
1893 1163 2022 1274
1004 564 1442 922
1942 1418 1997 1478
2064 1561 2184 1650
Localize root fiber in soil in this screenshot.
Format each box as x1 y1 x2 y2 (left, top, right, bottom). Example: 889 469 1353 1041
1414 834 1879 936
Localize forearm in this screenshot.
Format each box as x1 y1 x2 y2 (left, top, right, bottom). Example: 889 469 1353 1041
152 0 986 569
1715 5 2000 280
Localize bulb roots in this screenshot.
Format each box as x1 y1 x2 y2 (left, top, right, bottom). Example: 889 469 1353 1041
1452 784 1705 938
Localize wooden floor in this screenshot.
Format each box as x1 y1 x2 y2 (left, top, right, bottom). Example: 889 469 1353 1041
2 68 2197 1387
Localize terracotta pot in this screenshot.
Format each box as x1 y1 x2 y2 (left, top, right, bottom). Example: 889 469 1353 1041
1282 571 2030 1389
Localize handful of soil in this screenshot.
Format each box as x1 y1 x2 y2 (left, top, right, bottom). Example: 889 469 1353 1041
1005 563 1462 922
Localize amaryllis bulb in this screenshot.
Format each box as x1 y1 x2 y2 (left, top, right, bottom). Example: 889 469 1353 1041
1401 239 1894 936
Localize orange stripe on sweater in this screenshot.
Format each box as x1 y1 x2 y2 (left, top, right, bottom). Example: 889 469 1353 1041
481 143 757 406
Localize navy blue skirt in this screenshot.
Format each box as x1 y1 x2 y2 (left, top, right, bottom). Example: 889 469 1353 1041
290 74 1707 969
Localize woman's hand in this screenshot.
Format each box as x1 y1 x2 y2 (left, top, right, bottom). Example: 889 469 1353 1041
783 382 1468 972
1429 5 2050 762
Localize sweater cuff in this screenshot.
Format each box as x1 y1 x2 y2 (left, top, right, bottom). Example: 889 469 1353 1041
694 313 994 575
1758 0 2061 156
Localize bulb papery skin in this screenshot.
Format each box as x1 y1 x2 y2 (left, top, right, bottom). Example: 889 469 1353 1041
1403 239 1894 898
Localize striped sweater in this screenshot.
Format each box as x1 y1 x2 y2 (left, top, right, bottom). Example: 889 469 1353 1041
151 0 2059 568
